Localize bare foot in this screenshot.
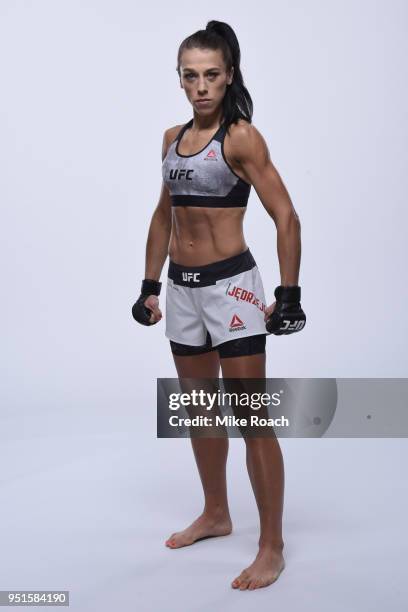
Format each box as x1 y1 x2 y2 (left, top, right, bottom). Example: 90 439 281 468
165 512 232 549
231 546 285 590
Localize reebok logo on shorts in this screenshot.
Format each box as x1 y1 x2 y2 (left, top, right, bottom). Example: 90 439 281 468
229 314 246 332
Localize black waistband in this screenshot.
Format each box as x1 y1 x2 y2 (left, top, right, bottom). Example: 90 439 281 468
168 248 256 287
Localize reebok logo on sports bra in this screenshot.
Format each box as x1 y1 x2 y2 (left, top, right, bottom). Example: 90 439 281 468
162 118 251 208
204 149 217 160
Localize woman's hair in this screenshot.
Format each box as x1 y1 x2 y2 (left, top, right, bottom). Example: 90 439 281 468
176 20 253 130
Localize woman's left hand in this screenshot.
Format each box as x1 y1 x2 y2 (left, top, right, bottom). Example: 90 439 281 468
264 301 276 322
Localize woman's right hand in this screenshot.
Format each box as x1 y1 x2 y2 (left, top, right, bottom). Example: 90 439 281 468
143 294 162 324
132 293 162 326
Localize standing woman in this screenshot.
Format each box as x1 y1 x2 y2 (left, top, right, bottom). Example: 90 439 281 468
132 20 305 591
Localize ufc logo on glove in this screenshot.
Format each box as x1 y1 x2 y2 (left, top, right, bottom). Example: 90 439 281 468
281 320 306 332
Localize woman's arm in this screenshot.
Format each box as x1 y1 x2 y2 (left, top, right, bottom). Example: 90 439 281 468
228 122 301 286
144 130 173 280
131 130 173 326
144 183 172 280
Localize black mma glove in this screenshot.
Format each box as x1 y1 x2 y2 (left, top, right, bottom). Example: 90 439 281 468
132 279 162 326
265 285 306 335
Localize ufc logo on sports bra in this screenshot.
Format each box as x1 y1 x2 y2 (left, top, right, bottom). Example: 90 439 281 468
182 272 200 282
169 169 194 180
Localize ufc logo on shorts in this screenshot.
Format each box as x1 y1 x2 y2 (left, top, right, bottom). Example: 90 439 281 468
281 320 305 332
182 272 200 282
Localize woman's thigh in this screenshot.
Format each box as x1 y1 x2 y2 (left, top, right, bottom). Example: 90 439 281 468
220 353 269 437
172 349 221 378
220 353 266 379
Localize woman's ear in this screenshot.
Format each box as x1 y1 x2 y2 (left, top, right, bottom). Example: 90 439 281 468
227 67 234 86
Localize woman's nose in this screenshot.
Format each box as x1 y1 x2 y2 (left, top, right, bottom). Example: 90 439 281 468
197 78 207 93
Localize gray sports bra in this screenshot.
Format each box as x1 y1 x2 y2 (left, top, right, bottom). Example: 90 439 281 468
162 118 251 207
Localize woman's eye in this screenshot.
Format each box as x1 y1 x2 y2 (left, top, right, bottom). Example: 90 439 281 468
184 73 219 80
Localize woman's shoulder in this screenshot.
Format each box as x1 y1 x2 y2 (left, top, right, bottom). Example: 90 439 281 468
226 118 262 141
225 119 267 158
161 123 184 160
164 123 185 144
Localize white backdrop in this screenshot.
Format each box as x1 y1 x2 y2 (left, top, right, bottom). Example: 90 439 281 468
1 1 407 610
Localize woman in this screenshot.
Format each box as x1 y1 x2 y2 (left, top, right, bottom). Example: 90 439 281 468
132 20 305 591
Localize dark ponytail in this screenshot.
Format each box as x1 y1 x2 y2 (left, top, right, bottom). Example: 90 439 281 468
176 20 253 130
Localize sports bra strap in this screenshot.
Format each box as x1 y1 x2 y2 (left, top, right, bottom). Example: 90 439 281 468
174 119 193 143
174 118 226 144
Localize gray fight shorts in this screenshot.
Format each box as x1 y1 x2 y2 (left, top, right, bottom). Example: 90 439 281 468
165 248 269 348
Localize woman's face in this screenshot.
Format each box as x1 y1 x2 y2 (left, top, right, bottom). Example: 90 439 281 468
179 47 233 116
